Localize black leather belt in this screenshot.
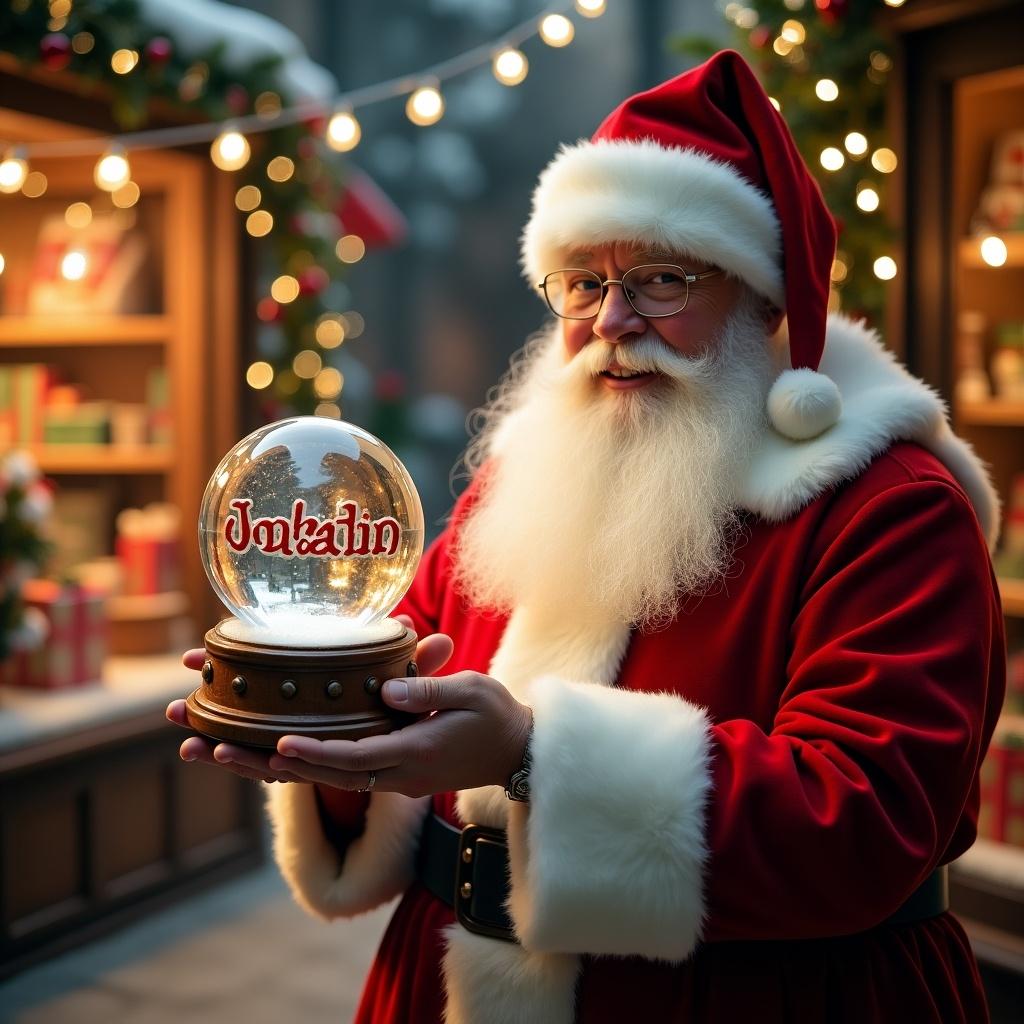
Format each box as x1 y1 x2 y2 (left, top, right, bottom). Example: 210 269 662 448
415 812 950 944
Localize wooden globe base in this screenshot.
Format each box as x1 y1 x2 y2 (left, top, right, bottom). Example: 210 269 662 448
185 619 420 749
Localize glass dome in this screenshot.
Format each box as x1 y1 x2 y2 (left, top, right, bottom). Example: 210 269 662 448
199 417 423 647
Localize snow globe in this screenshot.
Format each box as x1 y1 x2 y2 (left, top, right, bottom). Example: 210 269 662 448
185 417 424 747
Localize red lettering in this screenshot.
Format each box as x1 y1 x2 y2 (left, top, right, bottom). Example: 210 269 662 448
225 498 254 553
371 518 401 556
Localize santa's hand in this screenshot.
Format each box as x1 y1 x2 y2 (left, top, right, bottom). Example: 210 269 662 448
267 660 533 799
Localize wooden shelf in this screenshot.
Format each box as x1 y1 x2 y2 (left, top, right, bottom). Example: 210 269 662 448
960 233 1024 269
30 445 173 474
999 577 1024 617
957 400 1024 427
0 315 170 347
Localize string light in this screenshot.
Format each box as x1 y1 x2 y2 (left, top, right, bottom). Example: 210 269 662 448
773 36 794 57
271 274 300 303
61 250 88 281
539 14 574 47
769 97 782 112
94 147 130 190
336 234 366 264
292 349 322 379
267 155 295 182
406 84 445 126
111 48 139 74
246 210 273 237
873 256 897 280
844 132 868 156
314 367 344 399
980 236 1008 267
65 202 92 228
883 0 906 6
820 147 845 172
734 8 759 29
831 255 849 283
493 47 528 86
246 361 275 390
871 148 898 173
211 129 250 171
341 311 365 338
780 19 806 44
22 171 47 197
575 0 606 15
112 181 141 208
326 109 361 152
856 185 880 212
815 79 839 102
235 185 261 211
0 149 29 194
315 402 341 419
315 314 346 348
72 31 94 54
0 253 5 274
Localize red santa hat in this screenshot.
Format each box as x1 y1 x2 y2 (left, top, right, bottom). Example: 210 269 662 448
520 50 841 440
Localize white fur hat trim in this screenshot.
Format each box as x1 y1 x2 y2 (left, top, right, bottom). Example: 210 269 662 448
767 368 843 440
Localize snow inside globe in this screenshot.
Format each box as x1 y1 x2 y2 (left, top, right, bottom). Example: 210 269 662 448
199 417 424 648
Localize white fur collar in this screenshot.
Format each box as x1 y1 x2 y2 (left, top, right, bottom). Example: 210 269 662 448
739 314 1000 549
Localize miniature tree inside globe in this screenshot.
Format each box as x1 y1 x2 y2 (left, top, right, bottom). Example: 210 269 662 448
186 417 426 748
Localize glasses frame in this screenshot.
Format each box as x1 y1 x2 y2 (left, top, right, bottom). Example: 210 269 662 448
538 263 723 321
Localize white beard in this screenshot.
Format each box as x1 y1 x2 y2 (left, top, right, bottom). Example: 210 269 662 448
451 292 778 628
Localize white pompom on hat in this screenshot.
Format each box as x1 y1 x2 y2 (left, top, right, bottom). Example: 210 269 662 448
520 50 842 441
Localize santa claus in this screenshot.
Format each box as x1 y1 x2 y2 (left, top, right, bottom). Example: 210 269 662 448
169 51 1005 1023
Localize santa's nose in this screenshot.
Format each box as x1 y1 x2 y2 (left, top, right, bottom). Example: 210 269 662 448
591 282 646 343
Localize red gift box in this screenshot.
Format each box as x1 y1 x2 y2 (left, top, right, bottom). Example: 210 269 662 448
116 534 180 596
978 734 1024 846
0 580 107 689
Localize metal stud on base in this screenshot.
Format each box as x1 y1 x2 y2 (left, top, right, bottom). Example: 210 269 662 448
185 618 420 748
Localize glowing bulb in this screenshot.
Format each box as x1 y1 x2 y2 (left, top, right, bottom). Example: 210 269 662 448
845 132 868 156
314 402 341 419
0 253 5 274
871 148 898 173
773 36 794 57
815 79 839 102
539 14 574 47
111 48 139 74
856 186 880 212
112 181 140 208
769 97 782 112
316 315 346 348
246 210 273 237
22 171 47 197
94 148 131 191
61 250 88 281
211 130 250 171
831 257 849 283
781 19 806 43
271 275 300 303
883 0 906 6
65 202 92 228
493 48 528 86
980 236 1008 267
235 185 261 211
406 85 444 126
0 150 29 194
873 256 897 280
575 0 606 16
267 156 295 182
820 147 845 172
326 110 361 152
246 361 274 390
735 7 759 29
292 349 322 379
336 234 366 264
314 367 344 399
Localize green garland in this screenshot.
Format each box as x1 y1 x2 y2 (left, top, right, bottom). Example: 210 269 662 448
673 0 896 328
0 0 349 416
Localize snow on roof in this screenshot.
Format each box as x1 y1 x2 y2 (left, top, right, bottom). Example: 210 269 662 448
135 0 338 104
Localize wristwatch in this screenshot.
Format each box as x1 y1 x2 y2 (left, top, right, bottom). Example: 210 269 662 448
504 733 532 802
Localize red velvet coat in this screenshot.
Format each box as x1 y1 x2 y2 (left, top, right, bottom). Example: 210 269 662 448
307 441 1002 1024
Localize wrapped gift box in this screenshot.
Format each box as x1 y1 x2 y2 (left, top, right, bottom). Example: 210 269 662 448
0 580 107 688
116 504 181 596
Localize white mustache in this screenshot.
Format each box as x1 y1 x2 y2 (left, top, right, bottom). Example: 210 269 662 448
564 334 718 386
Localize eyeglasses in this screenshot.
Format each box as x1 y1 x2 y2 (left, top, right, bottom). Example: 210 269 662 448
538 264 722 320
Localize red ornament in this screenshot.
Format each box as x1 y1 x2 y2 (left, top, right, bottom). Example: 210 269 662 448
256 297 283 323
750 26 772 50
40 33 72 71
226 85 251 115
297 266 329 296
145 36 173 67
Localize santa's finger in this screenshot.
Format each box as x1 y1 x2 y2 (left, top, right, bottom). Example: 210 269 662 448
166 699 191 727
382 671 485 714
182 648 207 670
276 732 406 773
395 614 415 629
413 632 455 677
267 756 393 791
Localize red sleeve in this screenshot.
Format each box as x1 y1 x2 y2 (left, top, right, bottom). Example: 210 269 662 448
703 477 1005 941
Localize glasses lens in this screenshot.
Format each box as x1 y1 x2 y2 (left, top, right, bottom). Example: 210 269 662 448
622 265 689 317
544 269 603 319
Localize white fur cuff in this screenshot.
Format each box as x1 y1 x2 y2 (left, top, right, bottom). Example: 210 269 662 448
265 783 430 920
505 677 713 961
